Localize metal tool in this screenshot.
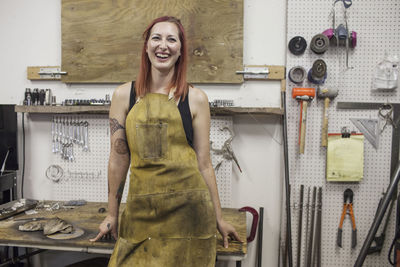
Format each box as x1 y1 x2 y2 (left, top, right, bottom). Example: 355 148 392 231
317 88 338 147
257 207 264 267
304 187 311 267
337 188 357 248
306 187 316 266
210 127 242 172
367 192 394 254
313 187 322 267
379 103 396 133
292 88 316 154
350 118 379 149
281 81 293 267
296 185 304 267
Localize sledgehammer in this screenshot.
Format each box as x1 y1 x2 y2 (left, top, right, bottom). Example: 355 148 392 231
317 88 338 147
292 88 316 154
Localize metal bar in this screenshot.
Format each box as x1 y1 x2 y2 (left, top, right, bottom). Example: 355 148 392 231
257 207 264 267
354 162 400 267
304 187 311 267
307 187 316 267
282 90 293 267
296 185 304 267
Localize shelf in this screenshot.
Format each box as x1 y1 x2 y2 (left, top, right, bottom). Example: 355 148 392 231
15 105 110 114
15 105 283 116
210 106 283 116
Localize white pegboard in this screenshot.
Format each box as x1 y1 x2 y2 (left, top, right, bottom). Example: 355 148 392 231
286 1 400 266
49 115 233 207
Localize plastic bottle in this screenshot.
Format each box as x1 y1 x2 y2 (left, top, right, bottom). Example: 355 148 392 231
373 53 399 90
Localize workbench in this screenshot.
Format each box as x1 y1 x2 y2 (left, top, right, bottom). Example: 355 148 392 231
0 202 247 261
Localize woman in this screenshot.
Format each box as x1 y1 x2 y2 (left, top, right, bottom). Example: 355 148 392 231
90 16 241 266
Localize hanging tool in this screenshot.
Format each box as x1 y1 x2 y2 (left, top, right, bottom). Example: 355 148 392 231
288 36 307 55
337 188 357 248
238 206 259 242
210 127 242 172
306 187 316 266
308 60 327 85
310 34 330 54
292 88 316 154
317 88 338 147
367 192 394 254
350 118 380 149
296 185 304 267
379 103 396 133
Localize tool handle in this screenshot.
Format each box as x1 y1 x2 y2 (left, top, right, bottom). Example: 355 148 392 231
299 101 308 154
352 229 357 248
337 228 343 247
238 206 259 242
321 97 330 147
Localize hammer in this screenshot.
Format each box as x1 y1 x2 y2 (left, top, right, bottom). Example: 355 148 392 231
317 88 338 147
292 88 316 154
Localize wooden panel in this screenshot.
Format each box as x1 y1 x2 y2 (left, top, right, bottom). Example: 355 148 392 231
27 66 61 80
0 202 246 256
61 0 243 84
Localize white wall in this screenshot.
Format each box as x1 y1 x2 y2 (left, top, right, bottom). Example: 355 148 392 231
0 1 286 266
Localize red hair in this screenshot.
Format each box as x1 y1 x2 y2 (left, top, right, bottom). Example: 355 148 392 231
136 16 189 100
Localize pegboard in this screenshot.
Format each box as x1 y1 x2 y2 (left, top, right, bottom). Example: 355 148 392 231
49 115 233 207
286 1 400 266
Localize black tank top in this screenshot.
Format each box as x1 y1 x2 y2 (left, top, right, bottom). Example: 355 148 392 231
129 81 194 148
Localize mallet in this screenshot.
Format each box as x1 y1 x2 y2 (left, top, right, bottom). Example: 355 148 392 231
317 88 338 147
292 87 316 154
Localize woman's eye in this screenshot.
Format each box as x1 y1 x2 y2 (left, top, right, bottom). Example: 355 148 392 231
151 36 160 40
168 38 177 42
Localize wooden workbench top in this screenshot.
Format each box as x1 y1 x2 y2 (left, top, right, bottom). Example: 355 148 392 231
0 202 247 257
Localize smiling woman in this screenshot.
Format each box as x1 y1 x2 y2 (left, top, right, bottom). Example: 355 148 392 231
90 16 241 267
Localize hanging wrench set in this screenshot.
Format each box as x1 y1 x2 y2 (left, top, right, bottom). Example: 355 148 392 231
51 116 90 161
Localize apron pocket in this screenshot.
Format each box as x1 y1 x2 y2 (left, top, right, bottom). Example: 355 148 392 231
114 237 148 265
136 122 168 160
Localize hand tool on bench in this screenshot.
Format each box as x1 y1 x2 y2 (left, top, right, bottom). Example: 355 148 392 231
317 88 338 147
292 88 316 154
296 185 304 267
337 188 357 248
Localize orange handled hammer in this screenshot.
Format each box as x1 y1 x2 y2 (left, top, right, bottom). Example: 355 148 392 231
292 88 316 154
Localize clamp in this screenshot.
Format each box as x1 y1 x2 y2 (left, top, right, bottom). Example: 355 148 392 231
337 188 357 248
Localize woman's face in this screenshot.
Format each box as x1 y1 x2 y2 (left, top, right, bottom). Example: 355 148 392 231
146 22 182 73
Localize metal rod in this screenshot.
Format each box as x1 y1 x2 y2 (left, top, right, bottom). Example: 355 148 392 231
354 162 400 267
307 187 317 267
297 185 304 267
304 187 311 267
257 207 264 267
282 90 293 267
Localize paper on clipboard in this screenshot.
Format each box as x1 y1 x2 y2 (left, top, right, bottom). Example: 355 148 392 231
326 133 364 182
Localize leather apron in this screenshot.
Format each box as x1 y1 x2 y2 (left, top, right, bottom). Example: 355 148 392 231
108 93 217 267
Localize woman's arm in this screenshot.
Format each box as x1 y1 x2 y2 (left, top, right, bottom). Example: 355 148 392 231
190 87 242 248
90 82 131 241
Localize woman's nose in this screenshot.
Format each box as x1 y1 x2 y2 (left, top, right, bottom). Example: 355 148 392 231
159 39 167 49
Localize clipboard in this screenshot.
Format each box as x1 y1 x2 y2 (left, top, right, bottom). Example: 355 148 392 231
326 130 364 182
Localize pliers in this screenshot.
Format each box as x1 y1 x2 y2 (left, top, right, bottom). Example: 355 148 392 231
337 188 357 248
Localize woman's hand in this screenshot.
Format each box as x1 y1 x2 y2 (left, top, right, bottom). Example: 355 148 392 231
89 215 118 242
217 218 242 248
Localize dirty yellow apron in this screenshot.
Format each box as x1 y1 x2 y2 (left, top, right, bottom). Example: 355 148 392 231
108 93 217 267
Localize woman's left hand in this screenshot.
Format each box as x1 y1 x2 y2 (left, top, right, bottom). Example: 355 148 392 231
217 219 243 248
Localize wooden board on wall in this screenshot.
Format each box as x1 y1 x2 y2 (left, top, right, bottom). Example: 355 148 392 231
61 0 243 84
